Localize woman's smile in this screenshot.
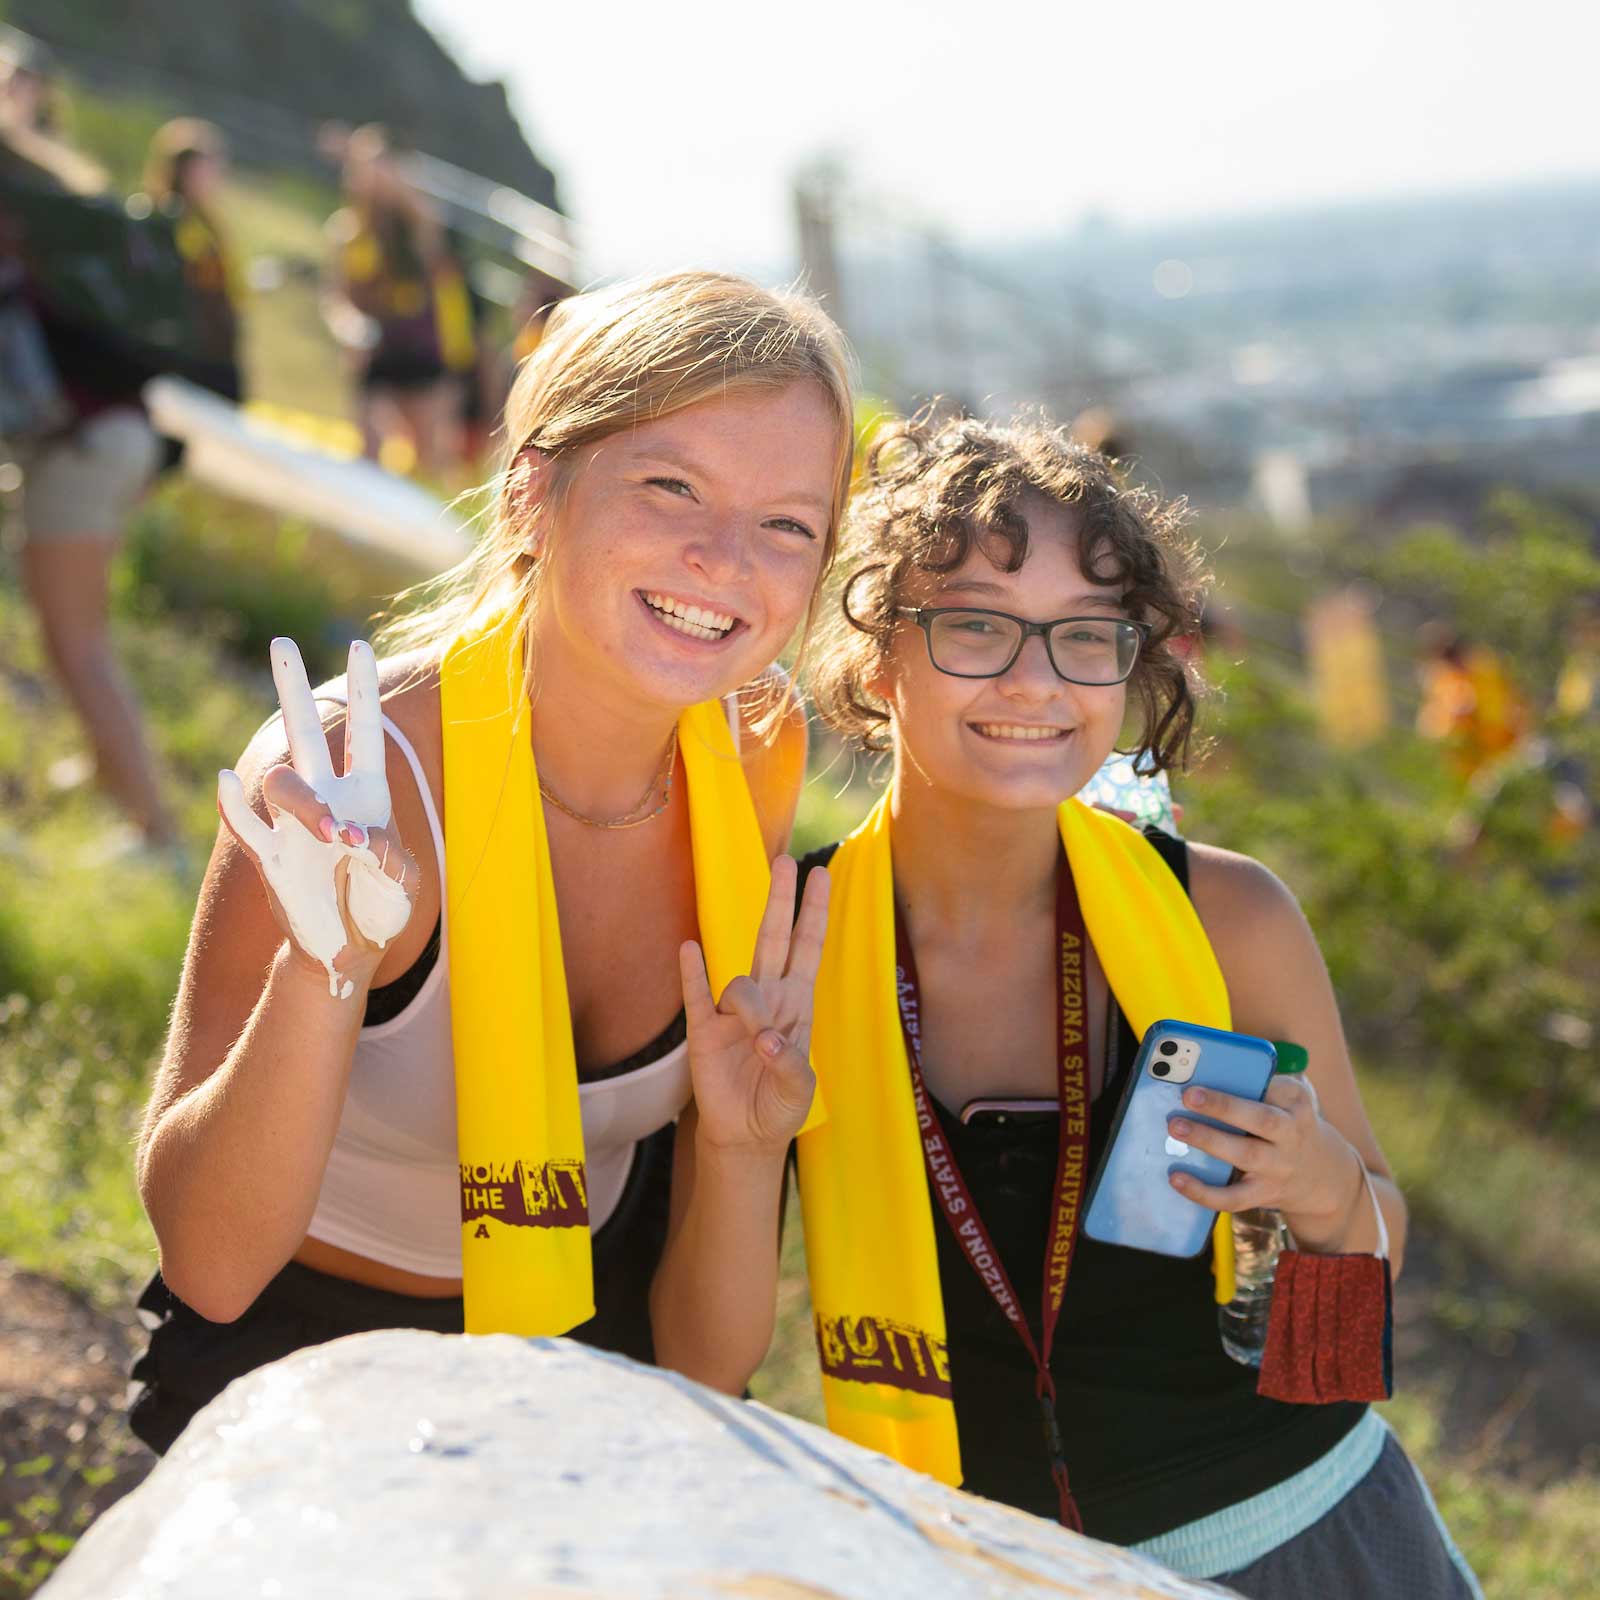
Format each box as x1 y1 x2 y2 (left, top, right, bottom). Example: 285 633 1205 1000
968 720 1076 745
637 589 746 645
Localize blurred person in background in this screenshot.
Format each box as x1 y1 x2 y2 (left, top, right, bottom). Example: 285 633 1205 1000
449 230 506 468
0 37 104 193
325 125 475 476
0 40 179 860
0 32 60 136
1068 404 1131 468
1416 622 1531 786
136 117 243 404
455 264 575 467
1554 599 1600 723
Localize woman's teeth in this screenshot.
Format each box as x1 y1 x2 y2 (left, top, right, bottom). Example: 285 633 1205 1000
643 592 737 641
972 723 1070 742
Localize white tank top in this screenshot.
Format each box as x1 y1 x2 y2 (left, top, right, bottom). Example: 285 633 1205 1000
303 696 710 1279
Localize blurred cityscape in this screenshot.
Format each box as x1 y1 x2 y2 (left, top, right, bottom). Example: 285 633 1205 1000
812 171 1600 521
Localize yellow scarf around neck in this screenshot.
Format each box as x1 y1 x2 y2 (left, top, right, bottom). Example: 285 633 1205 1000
796 792 1232 1485
440 608 771 1335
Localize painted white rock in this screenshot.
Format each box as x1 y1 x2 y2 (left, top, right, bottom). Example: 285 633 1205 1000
47 1333 1234 1599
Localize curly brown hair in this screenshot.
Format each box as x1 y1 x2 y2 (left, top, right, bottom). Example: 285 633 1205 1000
808 412 1210 770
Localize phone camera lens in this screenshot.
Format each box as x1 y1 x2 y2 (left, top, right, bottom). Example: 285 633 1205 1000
1159 1040 1178 1057
1152 1061 1170 1077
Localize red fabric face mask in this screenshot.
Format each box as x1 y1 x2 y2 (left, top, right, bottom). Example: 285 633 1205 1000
1256 1166 1394 1405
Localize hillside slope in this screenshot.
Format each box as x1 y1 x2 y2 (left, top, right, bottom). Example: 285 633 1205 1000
6 0 559 206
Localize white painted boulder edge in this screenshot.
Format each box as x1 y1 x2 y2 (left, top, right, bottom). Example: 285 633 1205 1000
49 1332 1236 1599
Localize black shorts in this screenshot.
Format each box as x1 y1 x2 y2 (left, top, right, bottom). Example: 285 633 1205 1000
129 1121 675 1455
1219 1427 1483 1599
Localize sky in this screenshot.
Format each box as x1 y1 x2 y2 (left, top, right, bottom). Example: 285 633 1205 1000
415 0 1600 281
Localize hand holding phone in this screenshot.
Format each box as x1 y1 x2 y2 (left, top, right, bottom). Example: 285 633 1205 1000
1083 1020 1276 1258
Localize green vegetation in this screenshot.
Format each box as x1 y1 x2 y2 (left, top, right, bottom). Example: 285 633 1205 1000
1183 504 1600 1131
0 538 268 1303
1379 1390 1600 1600
8 477 1598 1594
3 82 1598 1599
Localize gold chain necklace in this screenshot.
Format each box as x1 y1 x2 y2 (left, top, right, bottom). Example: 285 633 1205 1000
538 727 678 830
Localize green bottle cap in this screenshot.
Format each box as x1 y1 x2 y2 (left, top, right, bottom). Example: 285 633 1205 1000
1272 1041 1309 1075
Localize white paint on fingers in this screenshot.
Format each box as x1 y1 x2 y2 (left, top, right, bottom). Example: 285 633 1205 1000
270 638 337 794
227 638 414 999
259 814 356 997
345 640 388 783
345 849 414 948
217 768 274 857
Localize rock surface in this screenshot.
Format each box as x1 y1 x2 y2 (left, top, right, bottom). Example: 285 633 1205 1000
13 0 563 206
43 1330 1233 1599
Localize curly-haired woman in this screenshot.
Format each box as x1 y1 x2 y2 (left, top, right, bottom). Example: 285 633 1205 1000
774 416 1478 1597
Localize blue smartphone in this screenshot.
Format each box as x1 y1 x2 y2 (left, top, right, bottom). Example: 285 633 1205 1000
1083 1020 1277 1258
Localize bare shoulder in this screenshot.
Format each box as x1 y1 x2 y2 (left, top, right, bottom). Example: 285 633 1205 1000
1184 839 1324 1007
375 650 443 771
1185 840 1304 934
735 666 809 858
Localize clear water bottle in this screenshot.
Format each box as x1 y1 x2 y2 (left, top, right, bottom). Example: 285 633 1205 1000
1218 1207 1288 1366
1217 1041 1306 1367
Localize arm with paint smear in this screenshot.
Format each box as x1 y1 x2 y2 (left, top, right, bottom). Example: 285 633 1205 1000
136 640 422 1322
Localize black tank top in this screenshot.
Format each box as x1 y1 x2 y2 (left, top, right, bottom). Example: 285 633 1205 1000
797 835 1364 1545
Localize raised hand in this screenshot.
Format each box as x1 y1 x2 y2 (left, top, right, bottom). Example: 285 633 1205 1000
218 638 417 999
679 856 828 1154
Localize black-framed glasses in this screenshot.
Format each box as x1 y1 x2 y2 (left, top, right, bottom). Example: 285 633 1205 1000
897 606 1149 685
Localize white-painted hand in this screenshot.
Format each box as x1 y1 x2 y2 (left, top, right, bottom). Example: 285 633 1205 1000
218 638 417 999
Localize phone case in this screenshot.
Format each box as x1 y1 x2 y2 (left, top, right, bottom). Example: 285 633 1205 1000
959 1098 1058 1125
1082 1019 1277 1258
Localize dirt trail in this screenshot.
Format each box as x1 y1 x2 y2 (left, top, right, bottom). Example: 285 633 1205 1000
0 1263 154 1598
1394 1230 1600 1481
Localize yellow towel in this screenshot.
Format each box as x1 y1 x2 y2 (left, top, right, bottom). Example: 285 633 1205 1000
441 609 771 1334
797 793 1231 1485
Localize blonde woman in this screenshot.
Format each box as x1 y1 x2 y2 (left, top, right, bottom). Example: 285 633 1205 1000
325 125 471 474
142 118 242 402
129 272 852 1452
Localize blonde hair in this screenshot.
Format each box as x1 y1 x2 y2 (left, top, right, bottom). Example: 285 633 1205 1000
144 117 228 207
377 270 857 722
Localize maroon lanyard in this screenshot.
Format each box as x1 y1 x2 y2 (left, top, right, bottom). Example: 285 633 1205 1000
893 862 1091 1533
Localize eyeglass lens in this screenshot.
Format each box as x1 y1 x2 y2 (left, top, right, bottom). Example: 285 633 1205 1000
927 611 1140 682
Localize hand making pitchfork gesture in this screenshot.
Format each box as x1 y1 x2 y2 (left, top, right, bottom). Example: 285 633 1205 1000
217 638 418 998
679 856 829 1152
